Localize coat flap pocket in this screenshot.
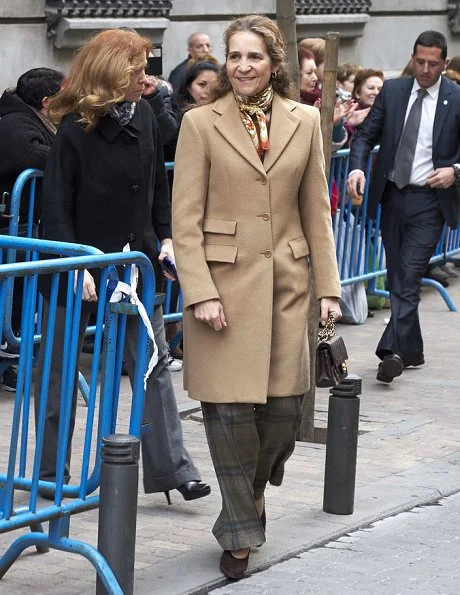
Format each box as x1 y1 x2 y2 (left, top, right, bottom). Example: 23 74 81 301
288 236 310 259
203 218 237 235
204 244 238 263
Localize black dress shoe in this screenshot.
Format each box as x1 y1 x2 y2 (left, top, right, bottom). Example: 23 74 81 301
219 549 250 580
164 480 211 504
403 356 425 368
376 354 404 383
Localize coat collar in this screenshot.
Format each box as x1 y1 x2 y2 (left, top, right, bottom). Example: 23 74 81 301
97 102 142 142
212 92 300 176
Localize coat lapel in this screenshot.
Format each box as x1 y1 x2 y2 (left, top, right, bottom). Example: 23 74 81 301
213 93 266 177
394 77 413 147
433 76 453 149
263 94 300 173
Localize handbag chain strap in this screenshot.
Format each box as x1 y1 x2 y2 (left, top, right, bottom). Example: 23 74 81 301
317 313 335 343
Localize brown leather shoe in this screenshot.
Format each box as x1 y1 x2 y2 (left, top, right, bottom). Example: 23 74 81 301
219 550 250 580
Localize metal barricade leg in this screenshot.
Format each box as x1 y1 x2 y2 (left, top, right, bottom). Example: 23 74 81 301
0 532 50 578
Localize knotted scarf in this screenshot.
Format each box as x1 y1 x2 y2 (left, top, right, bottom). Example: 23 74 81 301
234 85 274 158
108 101 136 126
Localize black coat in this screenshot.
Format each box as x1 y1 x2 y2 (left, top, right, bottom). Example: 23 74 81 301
144 85 178 146
0 90 55 223
349 75 460 229
168 58 189 93
41 98 171 291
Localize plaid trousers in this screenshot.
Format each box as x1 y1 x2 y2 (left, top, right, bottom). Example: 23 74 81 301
201 396 302 551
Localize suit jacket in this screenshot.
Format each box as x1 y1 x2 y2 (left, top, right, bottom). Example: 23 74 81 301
349 75 460 229
172 92 341 404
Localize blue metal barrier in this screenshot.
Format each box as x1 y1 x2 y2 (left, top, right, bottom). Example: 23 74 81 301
0 235 156 593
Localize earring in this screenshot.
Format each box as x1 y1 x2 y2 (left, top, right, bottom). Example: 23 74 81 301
271 71 278 79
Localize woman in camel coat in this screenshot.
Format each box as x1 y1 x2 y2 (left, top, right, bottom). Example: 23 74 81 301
172 15 341 580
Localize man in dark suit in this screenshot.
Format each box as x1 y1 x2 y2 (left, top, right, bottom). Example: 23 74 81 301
348 30 460 383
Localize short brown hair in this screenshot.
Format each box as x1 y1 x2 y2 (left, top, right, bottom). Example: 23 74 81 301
298 38 325 66
337 63 361 84
352 68 384 100
297 46 316 67
210 14 294 100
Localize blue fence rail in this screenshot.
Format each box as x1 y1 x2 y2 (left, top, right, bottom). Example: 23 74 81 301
0 235 155 593
2 152 460 331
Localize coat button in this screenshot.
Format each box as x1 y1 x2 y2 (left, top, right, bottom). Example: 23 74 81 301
259 178 267 185
264 250 272 258
262 213 270 221
127 233 136 243
130 185 140 193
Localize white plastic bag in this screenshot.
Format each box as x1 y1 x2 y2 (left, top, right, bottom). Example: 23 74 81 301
334 211 368 325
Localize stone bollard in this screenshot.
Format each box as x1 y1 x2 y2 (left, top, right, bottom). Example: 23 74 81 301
96 434 140 595
323 375 362 515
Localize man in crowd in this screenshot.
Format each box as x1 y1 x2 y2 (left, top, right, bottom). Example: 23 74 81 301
168 32 212 91
347 30 460 384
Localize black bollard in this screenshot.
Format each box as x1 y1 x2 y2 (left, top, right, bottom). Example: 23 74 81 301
323 375 362 515
96 434 140 595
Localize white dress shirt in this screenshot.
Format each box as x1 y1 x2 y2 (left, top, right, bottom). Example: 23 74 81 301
405 76 441 185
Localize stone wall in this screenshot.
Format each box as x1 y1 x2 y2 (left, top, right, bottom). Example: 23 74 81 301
0 0 459 92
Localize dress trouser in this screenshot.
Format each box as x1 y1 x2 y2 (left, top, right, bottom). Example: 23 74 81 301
376 182 445 363
35 300 200 492
201 396 302 551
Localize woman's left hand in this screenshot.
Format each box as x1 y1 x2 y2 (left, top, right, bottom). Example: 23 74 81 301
320 297 342 326
158 239 176 281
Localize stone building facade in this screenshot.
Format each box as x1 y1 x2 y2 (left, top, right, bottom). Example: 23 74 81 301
0 0 459 90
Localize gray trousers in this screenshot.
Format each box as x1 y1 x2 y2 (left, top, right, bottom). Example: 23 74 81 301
201 396 302 551
34 300 200 492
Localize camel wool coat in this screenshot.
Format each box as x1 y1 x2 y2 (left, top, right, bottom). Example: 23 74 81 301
172 92 341 404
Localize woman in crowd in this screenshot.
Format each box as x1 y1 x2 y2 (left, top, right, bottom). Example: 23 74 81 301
445 56 460 84
0 67 65 391
172 15 341 580
349 67 384 130
297 37 325 82
37 28 210 504
171 55 220 119
298 47 319 105
298 45 348 153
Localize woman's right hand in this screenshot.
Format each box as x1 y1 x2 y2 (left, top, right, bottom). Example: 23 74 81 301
75 269 98 302
194 299 227 331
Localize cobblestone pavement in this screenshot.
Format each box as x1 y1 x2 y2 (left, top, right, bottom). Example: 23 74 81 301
212 491 460 594
0 277 459 594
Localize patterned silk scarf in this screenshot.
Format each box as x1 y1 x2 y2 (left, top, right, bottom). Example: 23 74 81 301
108 101 136 126
234 85 274 158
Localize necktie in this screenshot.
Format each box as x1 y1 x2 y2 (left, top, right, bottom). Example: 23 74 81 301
392 88 429 189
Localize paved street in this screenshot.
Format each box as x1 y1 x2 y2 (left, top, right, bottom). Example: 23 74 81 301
1 275 460 594
212 491 460 594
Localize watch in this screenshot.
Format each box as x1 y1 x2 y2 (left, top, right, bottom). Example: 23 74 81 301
453 163 460 183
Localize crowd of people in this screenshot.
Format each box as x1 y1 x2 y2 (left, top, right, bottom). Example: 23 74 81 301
0 15 459 582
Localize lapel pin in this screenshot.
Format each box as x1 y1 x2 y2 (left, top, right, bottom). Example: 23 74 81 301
444 99 448 105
